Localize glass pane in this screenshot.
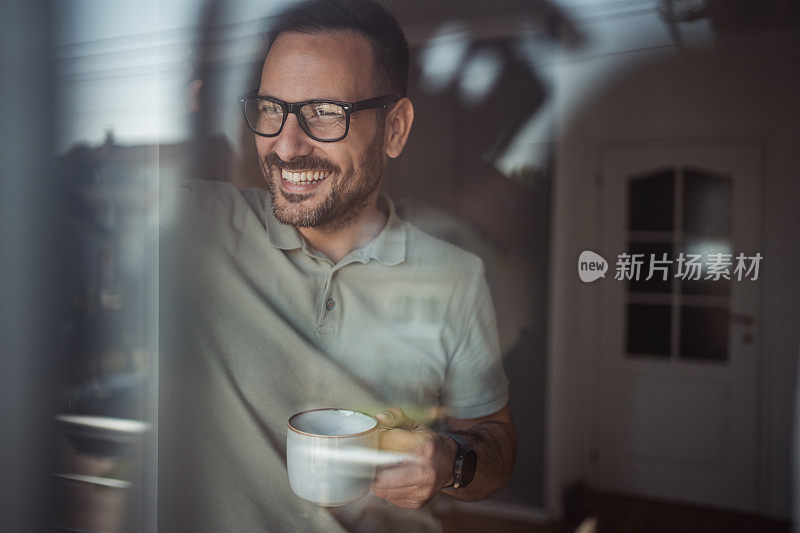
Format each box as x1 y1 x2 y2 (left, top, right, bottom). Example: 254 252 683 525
302 102 347 139
680 306 729 362
627 304 671 357
246 98 284 135
628 168 675 231
679 237 732 296
682 167 732 234
628 242 674 294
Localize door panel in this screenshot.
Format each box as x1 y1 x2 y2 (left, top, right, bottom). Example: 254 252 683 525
593 141 761 512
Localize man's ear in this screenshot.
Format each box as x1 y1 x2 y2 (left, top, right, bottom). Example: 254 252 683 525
384 98 414 159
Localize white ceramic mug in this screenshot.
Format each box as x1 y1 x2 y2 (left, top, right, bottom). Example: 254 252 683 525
286 408 380 506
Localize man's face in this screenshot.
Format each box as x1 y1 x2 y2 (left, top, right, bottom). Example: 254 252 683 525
256 31 387 229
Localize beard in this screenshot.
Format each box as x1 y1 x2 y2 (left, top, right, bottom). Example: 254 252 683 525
259 126 386 231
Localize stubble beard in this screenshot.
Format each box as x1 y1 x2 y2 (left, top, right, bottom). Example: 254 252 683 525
260 126 386 232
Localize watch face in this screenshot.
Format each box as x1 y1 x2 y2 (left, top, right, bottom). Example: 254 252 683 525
461 449 477 487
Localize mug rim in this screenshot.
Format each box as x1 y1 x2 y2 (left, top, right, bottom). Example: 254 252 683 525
288 408 378 438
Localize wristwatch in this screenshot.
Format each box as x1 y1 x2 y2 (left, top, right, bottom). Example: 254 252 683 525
443 432 477 489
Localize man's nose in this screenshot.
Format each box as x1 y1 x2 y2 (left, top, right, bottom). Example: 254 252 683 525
273 114 313 161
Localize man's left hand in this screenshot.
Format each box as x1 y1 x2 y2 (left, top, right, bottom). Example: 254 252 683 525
370 407 456 509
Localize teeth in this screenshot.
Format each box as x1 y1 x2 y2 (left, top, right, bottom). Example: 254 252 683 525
281 169 330 184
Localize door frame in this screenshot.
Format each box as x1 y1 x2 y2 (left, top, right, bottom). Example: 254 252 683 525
595 137 764 509
544 134 768 518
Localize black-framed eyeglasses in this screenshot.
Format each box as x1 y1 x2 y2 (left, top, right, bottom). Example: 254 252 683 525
240 93 399 142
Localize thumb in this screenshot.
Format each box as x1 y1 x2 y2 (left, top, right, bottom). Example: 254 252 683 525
375 406 417 430
375 407 421 453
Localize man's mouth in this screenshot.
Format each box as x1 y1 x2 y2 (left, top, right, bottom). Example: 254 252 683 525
280 168 332 185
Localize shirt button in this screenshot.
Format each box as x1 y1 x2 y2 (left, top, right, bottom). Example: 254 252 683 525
326 299 336 311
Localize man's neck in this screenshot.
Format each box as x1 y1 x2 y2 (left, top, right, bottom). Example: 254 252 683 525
297 190 388 264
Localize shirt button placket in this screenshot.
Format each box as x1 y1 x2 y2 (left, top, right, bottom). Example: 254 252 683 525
317 269 337 334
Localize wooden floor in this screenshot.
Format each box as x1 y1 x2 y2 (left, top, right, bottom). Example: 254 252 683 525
436 489 791 533
580 490 791 533
437 511 569 533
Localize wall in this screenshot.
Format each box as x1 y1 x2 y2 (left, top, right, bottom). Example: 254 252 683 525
548 28 800 518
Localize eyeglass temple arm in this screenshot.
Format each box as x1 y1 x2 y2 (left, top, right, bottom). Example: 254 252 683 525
351 95 400 112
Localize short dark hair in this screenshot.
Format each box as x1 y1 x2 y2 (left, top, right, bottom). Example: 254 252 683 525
265 0 409 97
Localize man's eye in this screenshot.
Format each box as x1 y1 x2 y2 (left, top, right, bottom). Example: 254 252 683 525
312 104 344 117
259 103 281 114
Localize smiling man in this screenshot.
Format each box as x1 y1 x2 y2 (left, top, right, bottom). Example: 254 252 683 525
251 28 397 262
159 1 516 531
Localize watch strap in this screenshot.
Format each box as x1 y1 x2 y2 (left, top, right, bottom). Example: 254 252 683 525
443 432 473 489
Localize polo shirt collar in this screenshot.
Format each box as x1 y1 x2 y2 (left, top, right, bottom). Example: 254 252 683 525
264 196 304 251
263 192 406 266
364 194 406 266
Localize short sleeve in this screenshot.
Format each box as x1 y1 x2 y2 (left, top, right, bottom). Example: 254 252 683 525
441 268 510 419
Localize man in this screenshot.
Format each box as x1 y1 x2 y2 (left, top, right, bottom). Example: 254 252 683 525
160 0 516 531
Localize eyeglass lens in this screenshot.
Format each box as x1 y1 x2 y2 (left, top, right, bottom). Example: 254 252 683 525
244 98 347 140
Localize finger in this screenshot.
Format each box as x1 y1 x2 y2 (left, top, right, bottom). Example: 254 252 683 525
373 472 420 491
370 486 431 510
378 427 419 453
377 406 421 431
372 486 422 505
387 499 428 510
371 481 421 499
372 462 433 490
370 483 426 501
375 406 405 427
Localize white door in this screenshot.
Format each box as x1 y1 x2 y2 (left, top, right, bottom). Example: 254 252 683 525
592 140 762 511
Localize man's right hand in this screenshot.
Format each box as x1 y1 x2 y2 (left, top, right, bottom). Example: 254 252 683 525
370 407 456 509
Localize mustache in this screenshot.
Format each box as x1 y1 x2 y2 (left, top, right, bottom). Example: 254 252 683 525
262 152 339 174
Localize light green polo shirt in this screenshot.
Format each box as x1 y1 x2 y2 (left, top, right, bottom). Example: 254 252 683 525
159 179 509 532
